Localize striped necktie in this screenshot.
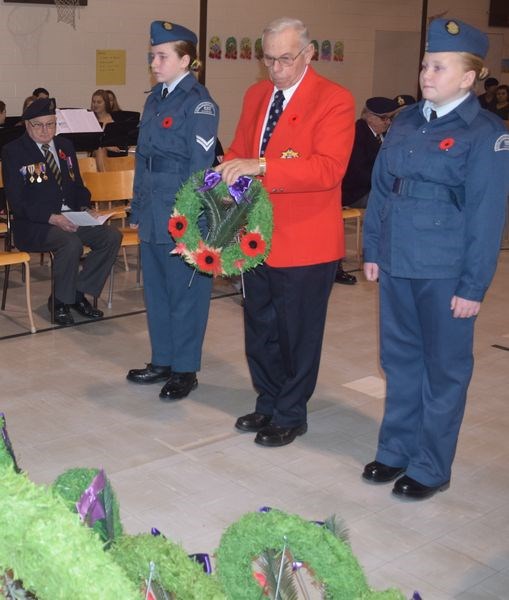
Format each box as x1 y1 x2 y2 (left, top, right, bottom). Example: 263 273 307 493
260 90 285 156
42 144 62 188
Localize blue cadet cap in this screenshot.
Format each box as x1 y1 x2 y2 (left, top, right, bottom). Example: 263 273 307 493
150 20 197 46
426 18 488 59
365 96 400 116
22 97 56 120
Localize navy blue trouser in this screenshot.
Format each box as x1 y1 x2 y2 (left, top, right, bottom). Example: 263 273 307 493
243 260 337 428
376 271 475 486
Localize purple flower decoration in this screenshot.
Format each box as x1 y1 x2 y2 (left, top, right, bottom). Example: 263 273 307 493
76 469 106 525
198 169 221 192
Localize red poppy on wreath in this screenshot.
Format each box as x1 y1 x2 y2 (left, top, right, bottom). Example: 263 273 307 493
240 231 266 257
171 242 187 255
253 571 268 593
162 116 173 128
194 242 223 275
439 137 455 151
58 149 67 160
168 214 188 238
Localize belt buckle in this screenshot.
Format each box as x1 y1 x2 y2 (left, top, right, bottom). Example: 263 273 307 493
392 178 404 195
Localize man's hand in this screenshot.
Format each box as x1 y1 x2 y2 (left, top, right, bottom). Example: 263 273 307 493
48 213 78 232
364 262 379 281
215 158 262 186
450 295 481 319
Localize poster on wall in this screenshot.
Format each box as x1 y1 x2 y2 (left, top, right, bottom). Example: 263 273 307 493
96 50 126 86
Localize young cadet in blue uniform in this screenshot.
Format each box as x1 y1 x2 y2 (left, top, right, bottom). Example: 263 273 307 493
127 21 219 400
362 19 509 499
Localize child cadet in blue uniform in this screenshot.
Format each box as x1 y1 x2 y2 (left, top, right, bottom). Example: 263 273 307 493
362 19 509 500
127 21 219 400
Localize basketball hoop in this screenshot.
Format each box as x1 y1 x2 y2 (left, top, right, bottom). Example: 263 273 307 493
55 0 80 29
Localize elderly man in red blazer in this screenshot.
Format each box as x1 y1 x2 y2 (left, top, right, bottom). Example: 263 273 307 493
217 17 355 447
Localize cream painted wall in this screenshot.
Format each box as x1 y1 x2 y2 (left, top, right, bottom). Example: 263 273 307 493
0 0 507 146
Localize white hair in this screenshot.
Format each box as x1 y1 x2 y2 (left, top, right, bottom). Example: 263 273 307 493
262 17 310 47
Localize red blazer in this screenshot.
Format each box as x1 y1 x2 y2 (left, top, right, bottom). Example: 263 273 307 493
226 67 355 267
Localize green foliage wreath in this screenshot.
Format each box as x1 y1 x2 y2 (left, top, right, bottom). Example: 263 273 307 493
168 169 273 277
215 510 405 600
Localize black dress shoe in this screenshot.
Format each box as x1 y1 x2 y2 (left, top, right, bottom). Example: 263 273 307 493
159 372 197 400
71 297 104 319
235 412 272 432
392 475 450 500
53 304 74 326
255 423 308 447
126 363 172 384
362 461 406 484
335 269 357 285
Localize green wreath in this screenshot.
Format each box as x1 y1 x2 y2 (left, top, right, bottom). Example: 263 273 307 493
215 510 405 600
168 169 273 277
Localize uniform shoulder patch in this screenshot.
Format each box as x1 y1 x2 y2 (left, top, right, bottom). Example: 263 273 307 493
494 134 509 152
194 101 216 116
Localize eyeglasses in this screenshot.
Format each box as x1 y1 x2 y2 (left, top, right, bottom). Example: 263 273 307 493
28 120 57 131
262 45 308 68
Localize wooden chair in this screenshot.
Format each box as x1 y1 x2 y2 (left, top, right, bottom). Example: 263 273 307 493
342 207 364 268
0 251 37 333
101 154 135 172
77 156 98 173
81 170 140 306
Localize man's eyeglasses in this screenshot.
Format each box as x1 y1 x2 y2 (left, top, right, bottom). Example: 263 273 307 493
262 45 308 68
28 120 57 131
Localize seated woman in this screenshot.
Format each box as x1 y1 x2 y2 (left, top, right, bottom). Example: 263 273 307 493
90 89 128 167
105 90 121 112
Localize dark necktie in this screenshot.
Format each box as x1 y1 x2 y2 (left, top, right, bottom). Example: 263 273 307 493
376 133 383 144
162 87 169 99
429 109 438 121
260 90 285 156
42 144 62 188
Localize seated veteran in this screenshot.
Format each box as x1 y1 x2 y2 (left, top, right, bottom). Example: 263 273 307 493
336 96 399 285
1 98 121 326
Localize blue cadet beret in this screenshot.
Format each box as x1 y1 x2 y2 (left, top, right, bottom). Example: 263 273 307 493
150 20 197 46
22 97 56 120
426 19 488 59
365 96 400 116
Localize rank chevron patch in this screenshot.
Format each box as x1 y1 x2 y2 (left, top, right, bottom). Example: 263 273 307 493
196 135 215 151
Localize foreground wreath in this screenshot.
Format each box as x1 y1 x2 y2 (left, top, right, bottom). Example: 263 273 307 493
0 414 406 600
168 169 273 277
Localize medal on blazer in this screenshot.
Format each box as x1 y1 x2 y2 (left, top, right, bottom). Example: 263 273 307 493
280 148 300 159
27 164 35 183
40 163 48 181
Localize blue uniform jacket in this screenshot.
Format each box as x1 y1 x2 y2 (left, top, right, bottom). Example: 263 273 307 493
363 92 509 301
131 74 219 244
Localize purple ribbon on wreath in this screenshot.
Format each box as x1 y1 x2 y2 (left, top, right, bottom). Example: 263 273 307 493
76 468 106 525
198 168 253 205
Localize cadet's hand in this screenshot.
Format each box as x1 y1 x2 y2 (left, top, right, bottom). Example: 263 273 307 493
49 213 78 232
364 262 379 281
215 158 262 186
450 296 480 319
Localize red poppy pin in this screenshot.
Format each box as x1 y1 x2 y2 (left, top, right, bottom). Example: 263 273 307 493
439 138 455 151
162 116 173 129
58 149 67 160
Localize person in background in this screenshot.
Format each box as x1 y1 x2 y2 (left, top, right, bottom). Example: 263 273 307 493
126 21 219 401
1 98 121 326
32 87 50 99
336 96 399 285
0 101 6 127
105 90 121 112
362 19 509 500
477 76 498 110
216 17 355 447
91 89 114 127
493 84 509 122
